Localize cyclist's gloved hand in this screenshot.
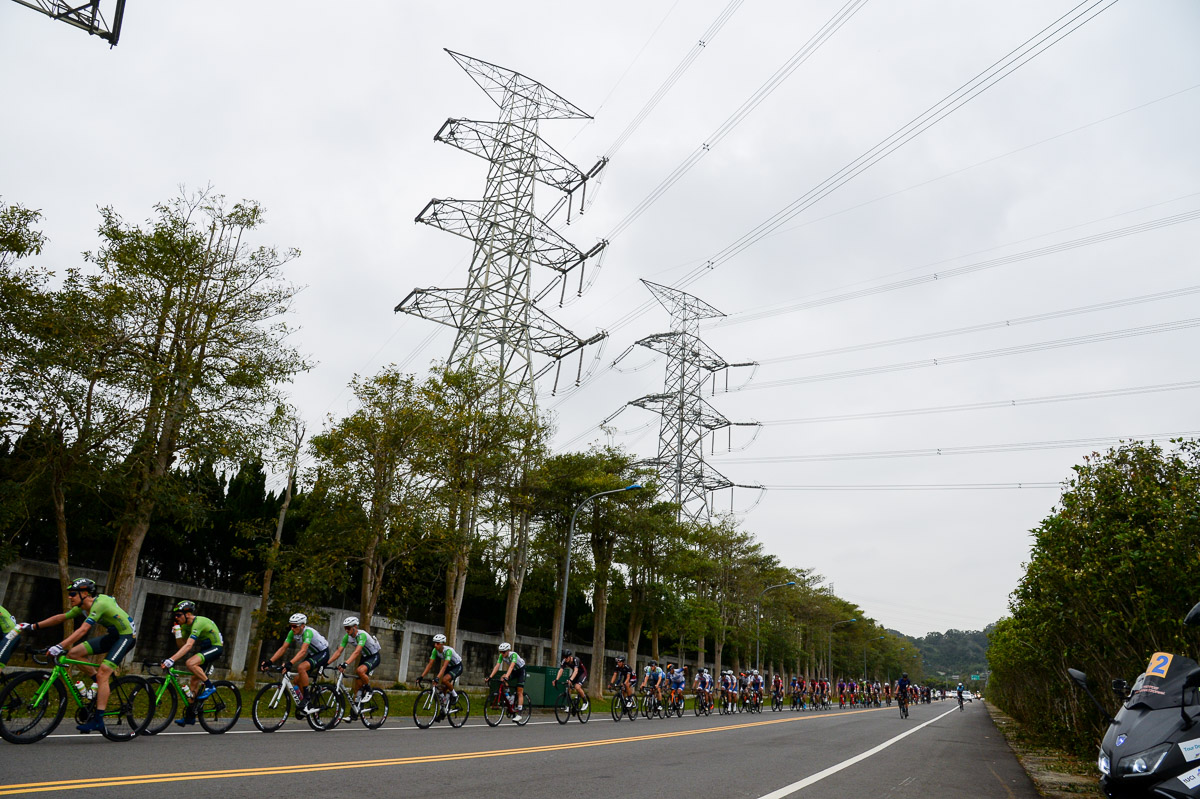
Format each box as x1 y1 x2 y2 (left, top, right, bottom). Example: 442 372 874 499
338 663 346 672
17 622 34 633
48 644 64 657
162 658 174 669
259 659 271 672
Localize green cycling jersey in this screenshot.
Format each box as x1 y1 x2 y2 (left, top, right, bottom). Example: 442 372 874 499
0 604 15 635
64 594 135 635
179 615 223 648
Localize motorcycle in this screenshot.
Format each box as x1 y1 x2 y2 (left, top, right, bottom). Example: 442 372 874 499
1069 600 1200 798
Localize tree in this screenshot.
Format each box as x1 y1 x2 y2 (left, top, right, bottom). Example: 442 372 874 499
90 188 309 607
988 439 1200 753
308 368 432 623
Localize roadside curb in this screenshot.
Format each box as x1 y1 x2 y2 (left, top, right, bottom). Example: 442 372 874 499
985 701 1102 797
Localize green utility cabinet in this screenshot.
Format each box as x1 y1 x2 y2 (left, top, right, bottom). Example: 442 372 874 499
522 665 560 708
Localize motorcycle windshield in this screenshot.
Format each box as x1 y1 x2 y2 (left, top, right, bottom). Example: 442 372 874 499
1126 654 1200 711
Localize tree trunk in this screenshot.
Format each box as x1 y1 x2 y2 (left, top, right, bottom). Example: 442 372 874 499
502 507 531 646
626 597 644 667
51 466 73 632
443 545 470 646
589 559 611 700
651 617 660 662
696 635 706 673
550 543 568 658
243 467 294 690
714 640 724 676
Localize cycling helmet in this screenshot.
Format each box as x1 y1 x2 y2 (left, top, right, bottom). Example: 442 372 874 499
615 654 626 662
288 612 307 625
498 642 511 652
561 649 572 658
433 633 447 644
343 616 359 627
901 672 908 679
649 660 658 667
172 600 196 614
702 668 709 674
69 577 97 594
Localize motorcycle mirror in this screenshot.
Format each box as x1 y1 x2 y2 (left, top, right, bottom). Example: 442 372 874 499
1068 668 1088 688
1184 667 1200 690
1068 667 1116 725
1111 678 1128 696
1186 601 1200 627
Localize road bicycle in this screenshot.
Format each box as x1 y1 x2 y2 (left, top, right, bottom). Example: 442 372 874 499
0 646 153 743
691 689 713 717
958 692 965 712
898 693 909 719
553 681 590 724
609 685 637 722
748 690 763 713
317 664 388 729
667 686 686 718
251 663 337 732
142 659 240 734
413 676 469 729
484 677 528 727
718 688 736 715
639 685 665 719
771 689 784 711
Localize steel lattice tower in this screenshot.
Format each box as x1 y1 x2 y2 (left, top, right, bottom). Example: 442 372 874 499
9 0 126 44
395 50 607 412
627 280 760 522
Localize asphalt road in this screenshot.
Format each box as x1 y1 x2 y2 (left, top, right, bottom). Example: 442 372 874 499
1 699 1039 798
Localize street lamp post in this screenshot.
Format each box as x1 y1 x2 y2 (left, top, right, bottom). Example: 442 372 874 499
826 618 856 680
755 581 796 673
554 483 641 660
862 635 884 680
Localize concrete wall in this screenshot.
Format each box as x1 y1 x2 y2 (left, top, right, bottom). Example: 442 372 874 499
1 559 640 687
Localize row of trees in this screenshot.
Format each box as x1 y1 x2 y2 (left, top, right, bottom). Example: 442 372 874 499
1 191 924 694
987 439 1200 754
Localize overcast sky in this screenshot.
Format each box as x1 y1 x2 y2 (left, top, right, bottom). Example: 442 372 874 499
2 1 1197 638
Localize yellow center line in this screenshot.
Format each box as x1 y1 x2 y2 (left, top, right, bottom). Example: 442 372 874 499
1 707 885 795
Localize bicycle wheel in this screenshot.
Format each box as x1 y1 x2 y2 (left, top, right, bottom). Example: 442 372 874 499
447 691 469 727
412 688 437 729
197 681 241 734
357 689 388 730
610 694 622 722
554 692 571 724
0 672 67 744
578 697 591 723
306 685 343 731
143 677 178 735
484 690 504 727
513 700 529 726
252 682 292 732
101 676 154 741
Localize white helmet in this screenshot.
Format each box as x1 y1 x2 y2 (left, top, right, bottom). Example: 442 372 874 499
498 642 511 652
433 633 447 644
288 612 307 625
343 616 359 627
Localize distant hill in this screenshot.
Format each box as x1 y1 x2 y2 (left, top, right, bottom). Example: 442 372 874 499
890 626 992 685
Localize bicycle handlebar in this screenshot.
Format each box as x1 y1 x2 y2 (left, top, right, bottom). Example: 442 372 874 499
27 646 52 666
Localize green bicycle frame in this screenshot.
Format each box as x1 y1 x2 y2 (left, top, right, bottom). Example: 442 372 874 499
152 666 195 707
31 655 117 719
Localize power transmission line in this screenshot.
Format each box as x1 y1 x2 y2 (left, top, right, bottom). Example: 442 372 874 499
758 379 1200 426
721 430 1200 464
731 317 1200 391
764 482 1059 491
759 283 1200 364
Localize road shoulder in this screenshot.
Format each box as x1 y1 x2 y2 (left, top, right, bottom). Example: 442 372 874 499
985 701 1103 797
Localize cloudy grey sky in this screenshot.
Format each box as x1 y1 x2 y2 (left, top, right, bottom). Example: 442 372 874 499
2 1 1197 637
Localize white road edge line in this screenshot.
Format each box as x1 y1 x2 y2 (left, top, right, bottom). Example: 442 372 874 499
755 705 960 798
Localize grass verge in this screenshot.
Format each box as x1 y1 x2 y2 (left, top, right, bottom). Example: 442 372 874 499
986 701 1103 797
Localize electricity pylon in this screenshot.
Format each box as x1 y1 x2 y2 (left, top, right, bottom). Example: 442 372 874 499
9 0 126 44
395 49 607 412
625 280 761 522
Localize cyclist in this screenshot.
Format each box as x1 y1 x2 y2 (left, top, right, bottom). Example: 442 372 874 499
719 670 734 709
486 642 526 719
161 600 224 726
554 649 589 711
25 577 137 733
1 603 22 674
263 612 328 713
956 681 965 710
418 633 463 714
694 667 712 709
609 654 635 710
666 662 686 708
772 673 784 707
749 670 764 706
897 672 911 710
328 616 382 713
641 659 665 709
